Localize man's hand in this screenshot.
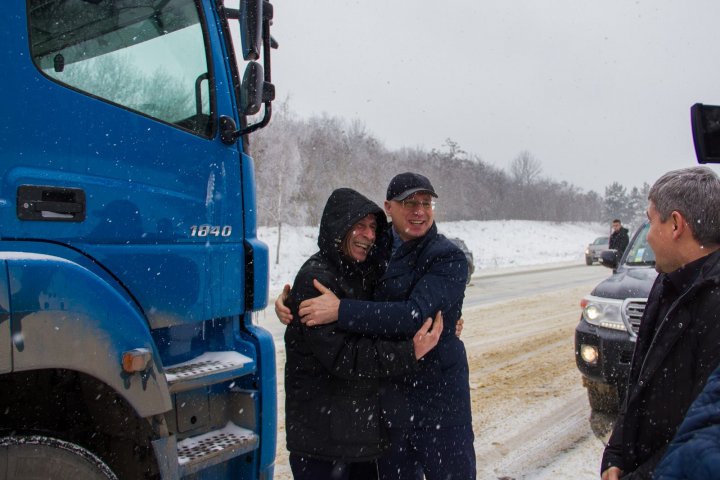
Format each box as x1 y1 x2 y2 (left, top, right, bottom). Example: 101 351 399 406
455 317 464 337
299 279 340 326
274 284 293 325
413 311 443 360
601 466 623 480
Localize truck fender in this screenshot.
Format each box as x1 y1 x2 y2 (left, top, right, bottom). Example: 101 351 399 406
3 253 172 417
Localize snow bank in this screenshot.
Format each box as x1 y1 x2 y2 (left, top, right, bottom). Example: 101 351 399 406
258 220 608 291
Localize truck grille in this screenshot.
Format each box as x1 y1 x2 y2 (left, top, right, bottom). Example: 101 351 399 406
624 300 647 335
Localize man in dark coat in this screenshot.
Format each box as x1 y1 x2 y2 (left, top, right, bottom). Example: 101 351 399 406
609 219 630 257
601 167 720 480
299 173 475 480
285 187 443 480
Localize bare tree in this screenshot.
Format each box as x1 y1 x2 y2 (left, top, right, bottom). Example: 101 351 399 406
510 151 543 186
251 104 607 227
251 101 304 263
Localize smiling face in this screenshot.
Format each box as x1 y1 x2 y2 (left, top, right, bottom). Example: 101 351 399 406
384 192 435 242
341 214 378 262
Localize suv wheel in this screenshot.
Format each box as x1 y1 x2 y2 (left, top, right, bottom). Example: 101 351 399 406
585 256 593 265
586 380 619 413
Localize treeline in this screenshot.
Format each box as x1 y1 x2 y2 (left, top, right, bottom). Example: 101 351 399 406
249 103 646 228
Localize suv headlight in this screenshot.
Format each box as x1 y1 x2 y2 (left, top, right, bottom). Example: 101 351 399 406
580 295 626 331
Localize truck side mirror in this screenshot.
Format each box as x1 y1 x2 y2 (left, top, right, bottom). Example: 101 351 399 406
599 250 619 270
222 1 276 142
239 0 262 61
240 61 264 116
691 103 720 164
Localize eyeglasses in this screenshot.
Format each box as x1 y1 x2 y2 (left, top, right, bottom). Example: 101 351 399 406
400 199 436 211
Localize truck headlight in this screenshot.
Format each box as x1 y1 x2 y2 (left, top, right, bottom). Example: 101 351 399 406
580 295 626 331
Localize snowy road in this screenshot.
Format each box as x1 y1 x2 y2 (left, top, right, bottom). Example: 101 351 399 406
257 263 613 479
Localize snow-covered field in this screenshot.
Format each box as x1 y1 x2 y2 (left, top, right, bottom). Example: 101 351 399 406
259 219 609 290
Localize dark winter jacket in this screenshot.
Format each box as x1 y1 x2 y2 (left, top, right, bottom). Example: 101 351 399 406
653 361 720 479
284 188 418 462
610 227 630 256
601 249 720 479
338 222 472 430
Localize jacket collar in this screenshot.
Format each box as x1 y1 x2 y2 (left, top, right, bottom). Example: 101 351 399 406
634 249 720 391
388 222 438 260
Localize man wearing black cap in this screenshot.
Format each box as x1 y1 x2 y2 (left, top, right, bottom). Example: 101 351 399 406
298 172 476 479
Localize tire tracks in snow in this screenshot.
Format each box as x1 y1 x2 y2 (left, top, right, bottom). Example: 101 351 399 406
475 390 592 479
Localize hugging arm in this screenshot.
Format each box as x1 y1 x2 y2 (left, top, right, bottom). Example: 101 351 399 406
302 312 443 379
337 249 466 338
289 268 441 380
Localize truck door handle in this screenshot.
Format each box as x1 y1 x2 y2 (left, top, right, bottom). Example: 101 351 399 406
17 185 86 222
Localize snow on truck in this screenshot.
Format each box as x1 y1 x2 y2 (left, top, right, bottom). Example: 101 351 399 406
1 1 277 478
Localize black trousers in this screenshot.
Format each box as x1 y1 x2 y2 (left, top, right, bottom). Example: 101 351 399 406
289 453 379 480
378 424 476 480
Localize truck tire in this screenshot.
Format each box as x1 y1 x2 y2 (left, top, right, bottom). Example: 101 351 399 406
586 380 620 413
585 256 593 265
0 435 118 480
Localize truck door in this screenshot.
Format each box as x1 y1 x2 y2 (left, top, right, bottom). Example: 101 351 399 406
6 0 248 331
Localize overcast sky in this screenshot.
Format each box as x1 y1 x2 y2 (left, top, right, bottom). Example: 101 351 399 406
268 0 720 194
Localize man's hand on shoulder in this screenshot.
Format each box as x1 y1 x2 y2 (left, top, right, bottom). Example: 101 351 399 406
601 466 622 480
455 317 464 337
299 279 340 326
413 311 443 360
274 284 293 325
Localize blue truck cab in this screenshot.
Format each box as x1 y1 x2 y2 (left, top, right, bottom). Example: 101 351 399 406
1 1 277 478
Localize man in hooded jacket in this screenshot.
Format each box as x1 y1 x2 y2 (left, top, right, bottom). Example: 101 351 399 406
601 167 720 479
285 187 442 480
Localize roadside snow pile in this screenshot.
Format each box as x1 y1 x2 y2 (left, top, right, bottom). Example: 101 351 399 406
258 220 607 291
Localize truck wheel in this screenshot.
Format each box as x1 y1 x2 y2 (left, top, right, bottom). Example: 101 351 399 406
585 256 593 265
586 380 619 413
0 435 117 480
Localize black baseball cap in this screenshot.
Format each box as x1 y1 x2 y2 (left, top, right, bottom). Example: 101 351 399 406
386 172 438 201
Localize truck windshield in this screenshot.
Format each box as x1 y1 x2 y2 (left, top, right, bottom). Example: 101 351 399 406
27 0 213 137
624 223 655 267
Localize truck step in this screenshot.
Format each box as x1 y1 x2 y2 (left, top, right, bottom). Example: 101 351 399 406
177 422 259 477
164 351 254 393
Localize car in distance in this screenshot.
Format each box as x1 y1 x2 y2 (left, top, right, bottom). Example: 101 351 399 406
575 223 657 413
585 236 609 265
448 237 475 285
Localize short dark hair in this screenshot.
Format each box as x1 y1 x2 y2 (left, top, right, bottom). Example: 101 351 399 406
612 219 621 224
648 166 720 246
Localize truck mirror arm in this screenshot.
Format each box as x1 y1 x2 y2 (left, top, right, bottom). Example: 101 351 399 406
220 0 276 144
219 102 272 145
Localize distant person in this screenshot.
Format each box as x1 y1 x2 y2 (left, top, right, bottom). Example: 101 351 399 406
284 187 443 480
297 172 475 480
608 218 630 257
600 166 720 480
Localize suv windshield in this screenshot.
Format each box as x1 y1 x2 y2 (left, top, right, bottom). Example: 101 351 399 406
624 223 655 267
